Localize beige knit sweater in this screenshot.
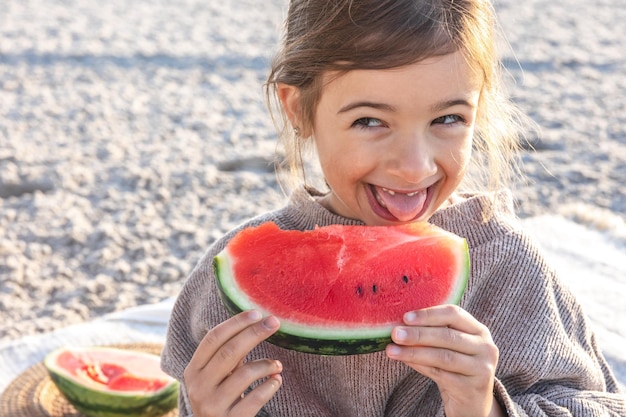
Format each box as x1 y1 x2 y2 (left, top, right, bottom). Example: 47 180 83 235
161 188 626 416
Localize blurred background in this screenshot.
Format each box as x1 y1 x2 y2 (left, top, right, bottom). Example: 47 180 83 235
0 0 624 342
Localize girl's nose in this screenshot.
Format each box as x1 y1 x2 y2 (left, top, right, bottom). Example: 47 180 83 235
386 133 437 184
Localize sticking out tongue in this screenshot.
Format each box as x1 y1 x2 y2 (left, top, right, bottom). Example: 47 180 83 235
374 186 427 222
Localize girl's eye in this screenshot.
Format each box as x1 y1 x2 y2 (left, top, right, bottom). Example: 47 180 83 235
432 114 465 125
352 117 385 129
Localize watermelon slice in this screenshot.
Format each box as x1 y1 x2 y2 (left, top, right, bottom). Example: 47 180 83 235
214 221 469 355
44 346 178 417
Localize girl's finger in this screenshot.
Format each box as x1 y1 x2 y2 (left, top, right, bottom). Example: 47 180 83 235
391 325 481 354
386 344 478 376
403 305 486 335
188 310 263 371
230 374 283 416
215 359 283 409
207 315 281 380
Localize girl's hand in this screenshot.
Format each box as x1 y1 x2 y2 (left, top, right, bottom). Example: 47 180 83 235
184 310 283 417
386 305 504 417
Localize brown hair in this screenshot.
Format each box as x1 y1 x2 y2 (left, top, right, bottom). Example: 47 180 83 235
266 0 528 194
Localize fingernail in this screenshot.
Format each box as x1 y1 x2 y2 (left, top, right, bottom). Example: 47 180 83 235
387 345 401 357
262 316 280 330
248 310 262 321
270 374 283 387
394 328 407 342
404 311 416 323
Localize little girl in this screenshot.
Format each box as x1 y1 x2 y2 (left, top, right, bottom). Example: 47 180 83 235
162 0 626 416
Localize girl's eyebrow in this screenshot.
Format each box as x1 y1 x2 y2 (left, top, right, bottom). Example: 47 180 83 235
337 98 475 115
430 98 475 112
337 101 396 114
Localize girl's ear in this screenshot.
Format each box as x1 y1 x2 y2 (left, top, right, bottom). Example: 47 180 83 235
277 83 303 132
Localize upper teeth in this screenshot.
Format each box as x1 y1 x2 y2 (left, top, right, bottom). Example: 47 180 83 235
382 187 418 197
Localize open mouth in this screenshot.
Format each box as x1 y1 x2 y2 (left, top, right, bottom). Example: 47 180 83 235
366 184 431 222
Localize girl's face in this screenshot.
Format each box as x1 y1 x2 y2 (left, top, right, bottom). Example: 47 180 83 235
311 51 482 226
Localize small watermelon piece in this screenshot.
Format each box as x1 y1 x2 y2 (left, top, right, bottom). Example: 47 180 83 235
44 346 178 417
214 221 469 355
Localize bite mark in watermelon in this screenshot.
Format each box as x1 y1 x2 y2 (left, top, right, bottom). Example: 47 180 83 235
44 346 178 417
214 221 470 355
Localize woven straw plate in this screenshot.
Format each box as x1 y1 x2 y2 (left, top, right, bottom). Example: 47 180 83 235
0 342 178 417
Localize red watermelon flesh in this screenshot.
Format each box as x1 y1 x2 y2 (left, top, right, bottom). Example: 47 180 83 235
215 222 469 346
55 348 171 392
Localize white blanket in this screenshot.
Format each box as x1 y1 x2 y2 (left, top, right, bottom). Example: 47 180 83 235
0 298 175 394
523 215 626 386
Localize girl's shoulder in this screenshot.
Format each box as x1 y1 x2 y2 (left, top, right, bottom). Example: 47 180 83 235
430 190 557 272
430 190 525 248
439 191 562 289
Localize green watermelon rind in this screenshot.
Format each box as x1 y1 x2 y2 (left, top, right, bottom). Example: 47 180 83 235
449 239 470 305
44 347 179 417
214 235 470 356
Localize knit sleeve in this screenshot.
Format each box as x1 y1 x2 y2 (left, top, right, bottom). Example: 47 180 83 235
159 213 289 417
466 229 626 416
159 225 236 414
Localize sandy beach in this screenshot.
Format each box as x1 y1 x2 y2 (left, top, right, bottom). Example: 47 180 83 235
0 0 625 353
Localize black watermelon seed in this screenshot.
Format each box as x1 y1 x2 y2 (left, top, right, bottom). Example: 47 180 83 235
402 275 409 283
356 286 363 297
372 285 378 293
